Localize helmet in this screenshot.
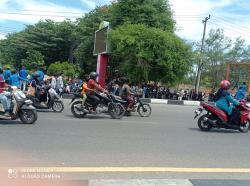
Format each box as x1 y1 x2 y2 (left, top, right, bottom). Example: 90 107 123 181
89 72 99 80
32 72 39 78
220 80 231 90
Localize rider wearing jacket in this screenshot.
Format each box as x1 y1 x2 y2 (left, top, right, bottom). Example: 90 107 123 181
87 72 106 109
0 76 11 114
214 80 240 124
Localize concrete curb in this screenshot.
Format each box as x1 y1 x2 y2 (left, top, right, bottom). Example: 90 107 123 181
62 94 250 107
62 94 201 106
142 98 201 106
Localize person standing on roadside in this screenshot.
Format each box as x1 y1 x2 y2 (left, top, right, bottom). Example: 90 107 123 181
19 66 28 91
51 75 57 90
0 67 4 80
4 67 11 84
9 69 21 88
56 73 64 96
235 82 247 101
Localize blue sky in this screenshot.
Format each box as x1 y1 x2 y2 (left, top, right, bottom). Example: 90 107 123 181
0 0 250 43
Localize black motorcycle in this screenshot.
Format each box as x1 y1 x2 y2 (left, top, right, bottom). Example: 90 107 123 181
0 89 37 124
115 94 152 117
70 92 125 119
27 85 64 112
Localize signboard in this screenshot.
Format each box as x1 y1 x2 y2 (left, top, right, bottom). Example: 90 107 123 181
93 21 110 56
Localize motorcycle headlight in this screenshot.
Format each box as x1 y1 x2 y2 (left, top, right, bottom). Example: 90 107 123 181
25 100 33 105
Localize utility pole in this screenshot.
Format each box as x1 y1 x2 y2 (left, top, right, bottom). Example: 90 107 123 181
195 15 211 94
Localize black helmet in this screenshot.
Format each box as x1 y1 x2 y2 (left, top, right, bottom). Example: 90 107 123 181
32 72 39 78
89 72 98 80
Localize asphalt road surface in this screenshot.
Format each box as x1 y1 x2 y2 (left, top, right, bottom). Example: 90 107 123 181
1 100 250 185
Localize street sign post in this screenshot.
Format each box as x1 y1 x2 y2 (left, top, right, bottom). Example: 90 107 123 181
94 21 110 87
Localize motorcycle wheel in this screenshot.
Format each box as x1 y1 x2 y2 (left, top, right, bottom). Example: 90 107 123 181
52 100 64 112
125 111 132 116
108 103 124 119
138 104 152 117
239 120 249 133
198 114 212 131
19 109 38 124
71 101 87 118
116 103 125 119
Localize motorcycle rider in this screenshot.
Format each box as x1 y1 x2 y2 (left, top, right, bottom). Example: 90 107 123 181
87 72 107 110
120 78 134 111
0 76 11 115
30 72 47 103
214 80 240 124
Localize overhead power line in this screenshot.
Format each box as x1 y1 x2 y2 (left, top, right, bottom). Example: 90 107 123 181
209 21 250 39
213 15 250 32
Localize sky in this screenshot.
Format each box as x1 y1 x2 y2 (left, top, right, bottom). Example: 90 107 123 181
0 0 250 44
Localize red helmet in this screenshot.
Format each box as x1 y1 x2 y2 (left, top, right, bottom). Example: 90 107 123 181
220 80 231 90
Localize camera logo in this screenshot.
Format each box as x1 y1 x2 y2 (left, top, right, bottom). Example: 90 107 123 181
8 169 18 179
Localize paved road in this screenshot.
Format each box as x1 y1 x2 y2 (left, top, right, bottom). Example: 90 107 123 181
1 100 250 184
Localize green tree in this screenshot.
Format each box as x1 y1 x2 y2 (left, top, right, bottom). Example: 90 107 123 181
110 0 175 32
196 29 250 89
0 33 26 68
109 24 192 84
1 20 77 68
47 61 78 78
21 50 45 70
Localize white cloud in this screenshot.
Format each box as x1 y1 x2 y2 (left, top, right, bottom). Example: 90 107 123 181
170 0 250 43
0 33 6 39
81 0 111 7
0 0 86 24
81 0 96 9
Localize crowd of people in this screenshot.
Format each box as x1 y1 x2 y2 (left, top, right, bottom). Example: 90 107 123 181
0 66 66 115
106 80 208 101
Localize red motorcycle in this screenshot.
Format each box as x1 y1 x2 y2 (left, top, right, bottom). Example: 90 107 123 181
194 102 250 132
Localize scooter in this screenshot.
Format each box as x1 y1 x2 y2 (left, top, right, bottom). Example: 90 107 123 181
27 86 64 112
0 89 37 124
194 102 250 132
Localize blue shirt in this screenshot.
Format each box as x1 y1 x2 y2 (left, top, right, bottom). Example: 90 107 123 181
235 85 247 101
4 70 11 80
37 70 44 82
10 74 20 87
19 69 28 79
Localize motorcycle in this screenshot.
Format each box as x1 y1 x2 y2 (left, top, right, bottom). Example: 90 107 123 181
115 94 152 117
0 89 37 124
70 92 125 119
194 102 250 132
27 85 64 112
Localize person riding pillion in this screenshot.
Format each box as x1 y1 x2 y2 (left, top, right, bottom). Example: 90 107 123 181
81 75 94 107
214 80 240 124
